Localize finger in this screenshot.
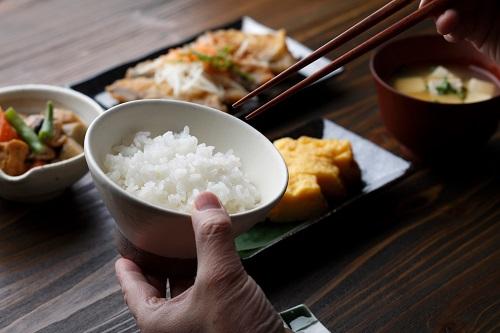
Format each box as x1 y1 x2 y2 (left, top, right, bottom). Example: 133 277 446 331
115 258 165 320
191 192 243 282
169 276 195 298
443 33 461 43
436 9 460 36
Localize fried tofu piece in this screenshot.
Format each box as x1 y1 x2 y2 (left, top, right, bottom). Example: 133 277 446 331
268 173 328 222
269 136 360 223
0 139 29 176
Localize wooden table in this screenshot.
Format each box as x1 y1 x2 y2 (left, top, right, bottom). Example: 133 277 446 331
1 0 499 332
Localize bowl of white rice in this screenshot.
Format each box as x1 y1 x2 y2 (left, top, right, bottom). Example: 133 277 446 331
84 99 288 258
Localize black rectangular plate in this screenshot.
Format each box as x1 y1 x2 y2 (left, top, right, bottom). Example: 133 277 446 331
235 118 412 259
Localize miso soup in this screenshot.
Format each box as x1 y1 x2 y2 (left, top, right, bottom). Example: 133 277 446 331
392 64 500 104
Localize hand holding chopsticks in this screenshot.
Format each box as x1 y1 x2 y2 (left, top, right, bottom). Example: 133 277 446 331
234 0 452 120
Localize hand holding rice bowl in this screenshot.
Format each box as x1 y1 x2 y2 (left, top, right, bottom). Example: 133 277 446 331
84 99 288 258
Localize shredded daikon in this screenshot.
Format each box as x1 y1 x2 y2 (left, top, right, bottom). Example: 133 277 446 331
154 62 224 97
234 38 250 58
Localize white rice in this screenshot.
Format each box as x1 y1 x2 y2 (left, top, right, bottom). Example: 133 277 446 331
104 126 261 214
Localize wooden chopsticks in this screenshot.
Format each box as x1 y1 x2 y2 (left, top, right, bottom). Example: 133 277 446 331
234 0 451 120
233 0 413 108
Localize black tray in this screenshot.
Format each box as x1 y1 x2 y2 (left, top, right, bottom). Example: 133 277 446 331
69 16 411 260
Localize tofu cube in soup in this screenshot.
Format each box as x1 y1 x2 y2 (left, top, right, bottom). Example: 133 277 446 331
430 66 453 78
464 92 493 103
467 78 495 96
465 78 495 103
427 76 463 97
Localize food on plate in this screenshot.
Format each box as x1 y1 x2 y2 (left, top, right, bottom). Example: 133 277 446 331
106 29 297 111
0 102 86 176
392 65 499 103
269 136 360 222
104 126 260 214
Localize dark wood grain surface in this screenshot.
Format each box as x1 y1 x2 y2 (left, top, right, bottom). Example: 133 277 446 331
0 0 499 332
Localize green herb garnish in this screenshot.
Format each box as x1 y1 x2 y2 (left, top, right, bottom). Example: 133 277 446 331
233 68 254 82
434 77 467 100
435 77 457 95
192 47 254 82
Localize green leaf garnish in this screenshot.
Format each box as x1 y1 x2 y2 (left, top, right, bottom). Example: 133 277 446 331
191 47 254 82
434 77 467 100
435 77 457 95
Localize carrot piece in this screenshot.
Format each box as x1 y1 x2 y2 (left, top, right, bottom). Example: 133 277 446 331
0 110 18 142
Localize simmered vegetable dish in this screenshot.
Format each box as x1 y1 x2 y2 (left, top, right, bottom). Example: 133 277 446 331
0 101 86 176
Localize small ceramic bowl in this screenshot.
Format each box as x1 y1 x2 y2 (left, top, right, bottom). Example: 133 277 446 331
0 84 103 202
370 35 500 158
85 99 288 259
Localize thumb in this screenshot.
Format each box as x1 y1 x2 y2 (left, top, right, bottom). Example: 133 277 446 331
191 192 243 283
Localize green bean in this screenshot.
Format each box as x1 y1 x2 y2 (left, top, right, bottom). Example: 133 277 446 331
38 101 54 142
5 107 47 154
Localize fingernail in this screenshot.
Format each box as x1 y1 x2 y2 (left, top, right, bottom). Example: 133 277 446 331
195 192 221 211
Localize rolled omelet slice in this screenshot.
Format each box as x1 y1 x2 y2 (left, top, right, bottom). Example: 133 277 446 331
269 135 360 222
268 173 328 223
285 155 346 199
